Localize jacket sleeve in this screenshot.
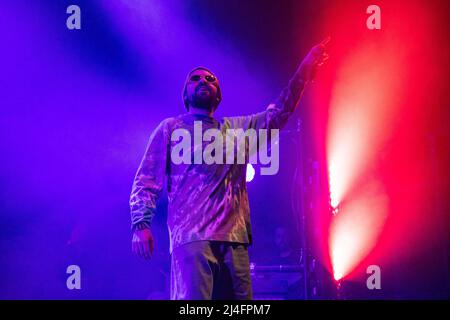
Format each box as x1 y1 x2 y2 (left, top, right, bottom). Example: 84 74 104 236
227 69 307 131
129 120 170 229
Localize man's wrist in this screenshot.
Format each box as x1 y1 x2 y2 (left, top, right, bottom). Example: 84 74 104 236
132 221 151 232
290 70 308 91
294 63 310 83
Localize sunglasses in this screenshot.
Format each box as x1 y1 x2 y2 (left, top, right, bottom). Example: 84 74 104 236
189 74 217 83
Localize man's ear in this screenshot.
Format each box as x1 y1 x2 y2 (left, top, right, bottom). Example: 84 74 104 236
183 90 189 110
216 86 222 103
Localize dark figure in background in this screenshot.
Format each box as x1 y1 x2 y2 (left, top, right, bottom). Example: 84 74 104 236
129 39 330 300
274 226 302 265
274 226 304 299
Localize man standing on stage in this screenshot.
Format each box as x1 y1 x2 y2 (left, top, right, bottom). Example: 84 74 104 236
130 39 329 300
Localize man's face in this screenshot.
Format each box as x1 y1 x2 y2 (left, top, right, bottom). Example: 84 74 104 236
185 69 219 111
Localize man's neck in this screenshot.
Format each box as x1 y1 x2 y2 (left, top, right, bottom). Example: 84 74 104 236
188 106 214 118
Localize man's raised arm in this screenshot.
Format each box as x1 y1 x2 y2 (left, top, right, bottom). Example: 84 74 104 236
228 37 330 131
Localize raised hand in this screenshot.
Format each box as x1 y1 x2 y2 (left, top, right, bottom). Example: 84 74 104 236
298 37 330 82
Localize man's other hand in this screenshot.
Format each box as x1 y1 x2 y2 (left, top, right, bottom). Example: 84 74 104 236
132 228 154 260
